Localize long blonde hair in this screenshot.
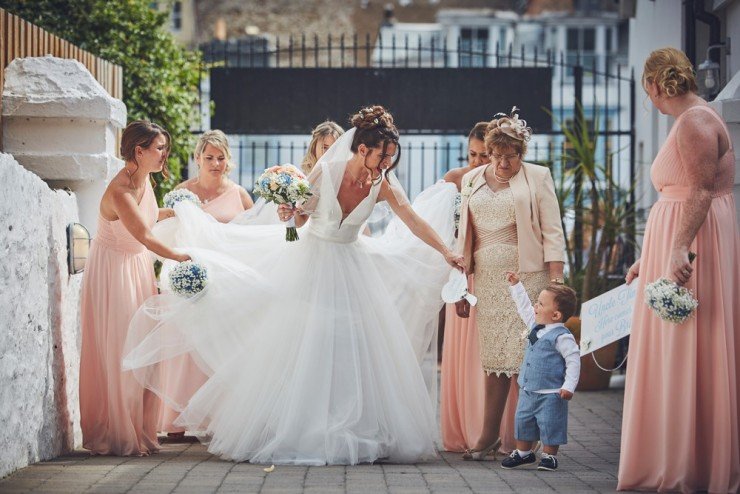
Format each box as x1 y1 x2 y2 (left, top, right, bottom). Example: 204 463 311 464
642 47 698 98
301 121 344 174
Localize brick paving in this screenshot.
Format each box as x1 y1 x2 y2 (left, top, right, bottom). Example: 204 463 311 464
0 388 629 493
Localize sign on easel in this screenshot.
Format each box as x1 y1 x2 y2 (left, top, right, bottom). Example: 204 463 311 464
580 283 637 356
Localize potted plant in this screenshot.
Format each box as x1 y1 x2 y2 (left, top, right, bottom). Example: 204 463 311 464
548 104 643 390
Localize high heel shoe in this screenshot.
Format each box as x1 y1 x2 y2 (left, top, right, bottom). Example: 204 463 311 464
462 437 502 461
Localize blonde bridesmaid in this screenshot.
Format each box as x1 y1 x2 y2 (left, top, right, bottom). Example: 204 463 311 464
618 48 739 493
176 130 253 222
301 121 344 175
160 130 253 437
79 121 190 456
440 122 489 452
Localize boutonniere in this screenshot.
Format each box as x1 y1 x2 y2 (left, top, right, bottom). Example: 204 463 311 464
461 180 474 198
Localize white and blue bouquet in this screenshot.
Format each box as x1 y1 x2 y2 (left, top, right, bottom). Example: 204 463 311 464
163 189 202 209
168 261 208 298
644 253 698 324
253 164 312 241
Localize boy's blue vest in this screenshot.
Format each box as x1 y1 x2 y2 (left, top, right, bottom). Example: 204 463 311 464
517 325 571 391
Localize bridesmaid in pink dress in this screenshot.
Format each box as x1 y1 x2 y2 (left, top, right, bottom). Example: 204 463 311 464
79 121 190 456
618 48 739 493
440 122 489 452
159 130 253 436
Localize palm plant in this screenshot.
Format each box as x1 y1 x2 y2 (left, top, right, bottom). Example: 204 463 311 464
548 104 643 305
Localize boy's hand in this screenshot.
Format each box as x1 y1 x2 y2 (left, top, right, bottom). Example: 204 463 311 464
559 389 573 400
505 271 520 286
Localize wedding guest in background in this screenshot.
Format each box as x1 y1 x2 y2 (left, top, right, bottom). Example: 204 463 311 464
176 130 253 223
618 47 739 494
457 109 566 460
79 121 190 456
301 121 344 175
440 122 488 452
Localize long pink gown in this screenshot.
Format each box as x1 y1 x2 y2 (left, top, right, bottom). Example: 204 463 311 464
79 180 161 456
159 183 246 433
440 277 485 451
618 106 740 493
440 281 519 454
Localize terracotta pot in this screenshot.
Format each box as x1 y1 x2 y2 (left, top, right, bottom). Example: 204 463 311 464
565 316 618 392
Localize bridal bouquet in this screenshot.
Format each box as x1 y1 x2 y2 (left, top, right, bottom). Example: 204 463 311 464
644 253 698 324
253 164 312 241
163 189 202 209
169 261 208 298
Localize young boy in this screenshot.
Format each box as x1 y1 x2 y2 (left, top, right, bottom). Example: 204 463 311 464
502 272 580 471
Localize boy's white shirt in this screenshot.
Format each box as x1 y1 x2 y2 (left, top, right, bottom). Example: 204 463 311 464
509 282 581 394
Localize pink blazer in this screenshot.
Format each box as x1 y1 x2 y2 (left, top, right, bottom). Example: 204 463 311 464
456 163 566 274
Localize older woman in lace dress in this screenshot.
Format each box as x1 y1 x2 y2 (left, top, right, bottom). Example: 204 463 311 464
456 109 566 460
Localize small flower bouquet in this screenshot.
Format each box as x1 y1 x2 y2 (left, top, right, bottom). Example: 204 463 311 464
168 260 208 298
453 193 462 234
163 189 202 209
253 164 312 241
644 253 698 324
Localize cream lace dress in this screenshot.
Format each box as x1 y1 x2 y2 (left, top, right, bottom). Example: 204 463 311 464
468 186 549 376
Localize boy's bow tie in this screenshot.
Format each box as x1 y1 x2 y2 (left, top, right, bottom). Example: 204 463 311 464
528 324 545 345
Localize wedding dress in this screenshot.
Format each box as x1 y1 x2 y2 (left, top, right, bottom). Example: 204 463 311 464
123 129 458 465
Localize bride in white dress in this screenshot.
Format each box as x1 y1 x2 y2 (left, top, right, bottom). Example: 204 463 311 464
123 106 463 465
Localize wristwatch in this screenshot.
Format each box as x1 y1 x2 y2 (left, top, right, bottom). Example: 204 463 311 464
550 277 564 284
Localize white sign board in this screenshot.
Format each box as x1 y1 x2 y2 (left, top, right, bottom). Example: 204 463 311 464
580 283 637 356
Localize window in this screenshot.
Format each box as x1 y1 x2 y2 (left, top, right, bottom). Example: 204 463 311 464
565 27 596 77
459 28 489 67
171 1 182 31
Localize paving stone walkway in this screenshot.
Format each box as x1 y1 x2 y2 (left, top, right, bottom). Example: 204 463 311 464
0 388 629 493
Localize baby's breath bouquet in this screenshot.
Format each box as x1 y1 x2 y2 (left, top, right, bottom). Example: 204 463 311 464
168 261 208 298
644 252 698 324
163 189 202 209
253 164 312 241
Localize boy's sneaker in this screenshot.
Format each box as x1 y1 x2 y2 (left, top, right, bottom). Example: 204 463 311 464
501 450 537 469
537 453 558 471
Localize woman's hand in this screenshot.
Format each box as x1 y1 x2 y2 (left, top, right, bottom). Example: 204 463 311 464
625 258 640 285
444 250 466 271
278 204 295 222
174 253 191 263
668 246 693 285
455 299 471 318
158 208 176 221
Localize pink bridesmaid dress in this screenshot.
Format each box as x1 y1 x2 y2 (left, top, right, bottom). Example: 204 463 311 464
440 277 519 453
159 183 246 433
440 276 485 451
79 180 161 456
618 106 740 493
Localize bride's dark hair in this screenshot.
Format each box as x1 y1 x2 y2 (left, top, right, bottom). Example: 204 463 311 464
350 105 402 178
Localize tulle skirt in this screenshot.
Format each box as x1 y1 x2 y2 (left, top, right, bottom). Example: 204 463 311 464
124 182 459 465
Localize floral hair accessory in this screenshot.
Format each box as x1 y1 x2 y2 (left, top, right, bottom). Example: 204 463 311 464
490 106 532 142
373 118 379 124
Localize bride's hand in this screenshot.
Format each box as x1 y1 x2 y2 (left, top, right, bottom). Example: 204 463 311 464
444 250 465 272
278 204 295 222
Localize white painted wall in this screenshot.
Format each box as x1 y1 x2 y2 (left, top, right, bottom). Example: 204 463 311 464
0 154 82 479
0 56 128 479
629 0 684 215
2 56 125 237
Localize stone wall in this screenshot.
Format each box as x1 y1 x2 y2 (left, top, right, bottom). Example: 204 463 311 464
0 153 82 479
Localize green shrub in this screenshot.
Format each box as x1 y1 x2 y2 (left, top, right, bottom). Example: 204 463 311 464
1 0 201 204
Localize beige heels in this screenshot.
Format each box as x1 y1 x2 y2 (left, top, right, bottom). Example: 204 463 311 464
462 437 502 461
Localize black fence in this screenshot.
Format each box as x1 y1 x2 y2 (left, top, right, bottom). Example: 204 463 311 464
197 34 637 276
